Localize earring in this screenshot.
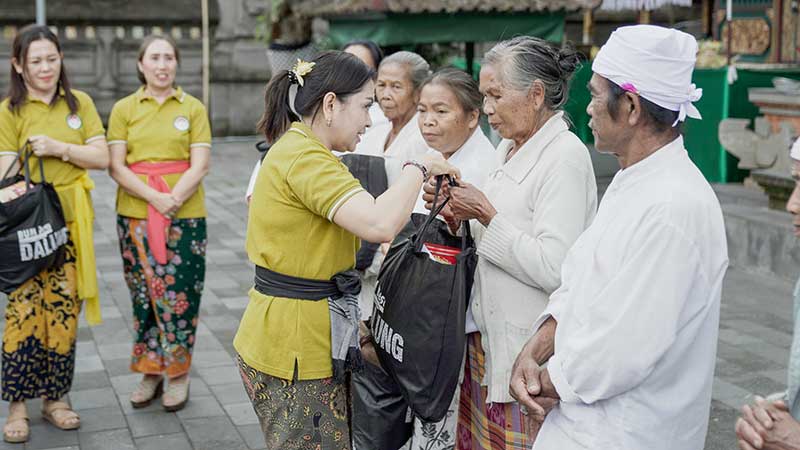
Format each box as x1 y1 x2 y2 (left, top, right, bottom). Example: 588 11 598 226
326 118 332 127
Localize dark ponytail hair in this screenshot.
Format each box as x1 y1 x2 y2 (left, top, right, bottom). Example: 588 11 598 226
7 24 79 114
257 50 375 142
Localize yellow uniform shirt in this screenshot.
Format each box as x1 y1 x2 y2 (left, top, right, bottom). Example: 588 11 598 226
0 89 105 221
233 122 365 380
0 89 105 325
107 86 211 219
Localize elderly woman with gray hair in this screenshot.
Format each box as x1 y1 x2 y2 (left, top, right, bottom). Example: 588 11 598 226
423 36 598 448
355 50 430 160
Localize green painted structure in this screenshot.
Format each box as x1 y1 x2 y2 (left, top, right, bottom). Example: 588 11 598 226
326 12 566 46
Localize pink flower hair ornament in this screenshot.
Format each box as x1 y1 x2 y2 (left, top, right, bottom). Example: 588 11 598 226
620 82 638 94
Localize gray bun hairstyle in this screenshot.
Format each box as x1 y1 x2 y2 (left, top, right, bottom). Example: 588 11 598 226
484 36 581 110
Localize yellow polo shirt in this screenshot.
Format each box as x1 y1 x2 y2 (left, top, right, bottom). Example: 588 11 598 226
233 122 364 380
0 89 105 221
107 86 211 219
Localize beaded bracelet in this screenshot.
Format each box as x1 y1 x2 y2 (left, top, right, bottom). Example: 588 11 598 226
402 160 429 181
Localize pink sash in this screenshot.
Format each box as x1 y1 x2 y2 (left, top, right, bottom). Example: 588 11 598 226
128 160 190 265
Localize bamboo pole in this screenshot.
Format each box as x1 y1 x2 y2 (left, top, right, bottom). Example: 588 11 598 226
776 0 784 62
201 0 210 107
701 0 712 36
582 8 594 45
36 0 46 25
727 0 733 65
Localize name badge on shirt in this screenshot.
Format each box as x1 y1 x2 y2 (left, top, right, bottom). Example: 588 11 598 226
66 114 82 130
173 116 190 132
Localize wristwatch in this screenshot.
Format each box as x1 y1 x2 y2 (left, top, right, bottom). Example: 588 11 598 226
61 145 70 162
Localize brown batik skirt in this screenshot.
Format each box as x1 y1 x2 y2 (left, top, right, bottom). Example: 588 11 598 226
237 354 352 450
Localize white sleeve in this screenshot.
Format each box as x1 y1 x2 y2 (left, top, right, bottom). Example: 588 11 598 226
477 161 593 294
532 282 569 334
245 159 262 201
547 219 705 405
384 158 403 186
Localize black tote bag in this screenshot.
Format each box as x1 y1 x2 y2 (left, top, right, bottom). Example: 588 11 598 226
370 177 477 422
0 147 68 294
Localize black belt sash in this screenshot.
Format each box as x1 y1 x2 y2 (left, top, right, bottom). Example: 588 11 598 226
254 265 364 383
254 265 361 300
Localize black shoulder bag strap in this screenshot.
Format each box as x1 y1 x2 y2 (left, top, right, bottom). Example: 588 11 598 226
21 143 46 192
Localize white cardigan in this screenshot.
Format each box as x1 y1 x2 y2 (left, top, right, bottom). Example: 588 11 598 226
471 112 597 403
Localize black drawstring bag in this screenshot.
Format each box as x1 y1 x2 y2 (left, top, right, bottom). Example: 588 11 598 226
0 146 68 294
370 176 477 422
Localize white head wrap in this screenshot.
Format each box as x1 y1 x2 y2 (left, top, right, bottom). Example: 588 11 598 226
791 137 800 161
592 25 702 127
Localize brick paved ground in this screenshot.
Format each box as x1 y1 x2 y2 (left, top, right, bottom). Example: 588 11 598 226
0 137 794 449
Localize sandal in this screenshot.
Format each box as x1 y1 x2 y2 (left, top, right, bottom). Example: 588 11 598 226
130 375 164 408
3 404 29 443
162 375 190 412
41 400 80 431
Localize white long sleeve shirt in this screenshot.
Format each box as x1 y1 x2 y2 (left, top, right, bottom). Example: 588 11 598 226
471 112 597 402
532 136 729 450
354 113 428 161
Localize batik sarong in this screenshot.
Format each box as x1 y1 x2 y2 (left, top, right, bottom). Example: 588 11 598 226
2 240 80 401
117 215 206 377
456 333 529 450
237 354 351 450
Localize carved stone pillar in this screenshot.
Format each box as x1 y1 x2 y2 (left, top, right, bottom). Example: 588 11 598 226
719 87 800 210
210 0 271 136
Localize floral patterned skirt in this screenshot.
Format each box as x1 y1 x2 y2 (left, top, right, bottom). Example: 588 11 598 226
2 240 80 401
117 216 206 378
237 354 351 450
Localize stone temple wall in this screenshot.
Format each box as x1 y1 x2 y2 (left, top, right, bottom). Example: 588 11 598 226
0 0 271 136
210 0 272 137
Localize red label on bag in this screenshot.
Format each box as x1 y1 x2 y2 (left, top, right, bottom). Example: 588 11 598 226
422 243 461 265
0 181 26 203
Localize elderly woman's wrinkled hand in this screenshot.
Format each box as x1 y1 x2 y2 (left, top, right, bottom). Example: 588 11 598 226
422 178 460 232
736 396 800 450
448 182 497 226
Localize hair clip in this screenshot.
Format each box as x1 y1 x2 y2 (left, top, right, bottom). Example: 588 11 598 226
290 59 315 87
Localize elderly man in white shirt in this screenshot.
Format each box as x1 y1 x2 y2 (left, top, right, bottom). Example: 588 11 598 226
509 25 729 450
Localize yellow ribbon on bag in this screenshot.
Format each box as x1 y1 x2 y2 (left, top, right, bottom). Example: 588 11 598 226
55 172 102 325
